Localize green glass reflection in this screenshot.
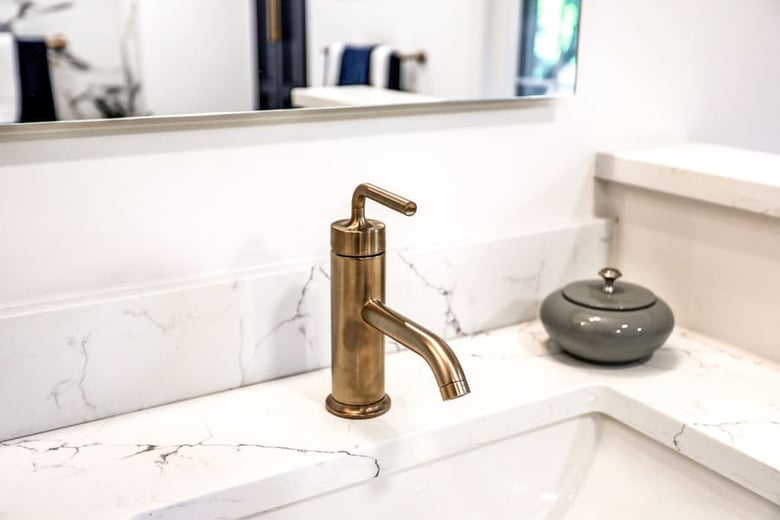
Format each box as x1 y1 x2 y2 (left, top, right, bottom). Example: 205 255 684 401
519 0 581 96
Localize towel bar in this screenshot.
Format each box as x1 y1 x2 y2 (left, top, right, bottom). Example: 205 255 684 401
46 34 67 50
398 51 427 64
322 47 426 64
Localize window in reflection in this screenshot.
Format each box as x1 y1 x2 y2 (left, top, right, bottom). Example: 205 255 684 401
518 0 581 97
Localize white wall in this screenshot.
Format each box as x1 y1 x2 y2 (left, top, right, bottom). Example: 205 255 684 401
2 0 780 309
482 0 523 99
133 0 256 116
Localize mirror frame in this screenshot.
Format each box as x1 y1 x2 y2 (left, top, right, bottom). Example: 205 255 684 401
0 96 557 141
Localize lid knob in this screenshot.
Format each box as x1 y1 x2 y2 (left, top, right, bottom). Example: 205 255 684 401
561 267 656 311
598 267 622 295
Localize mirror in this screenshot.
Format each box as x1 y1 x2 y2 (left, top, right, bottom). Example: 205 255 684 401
0 0 581 125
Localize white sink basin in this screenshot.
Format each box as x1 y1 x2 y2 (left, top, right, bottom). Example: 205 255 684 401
250 413 776 520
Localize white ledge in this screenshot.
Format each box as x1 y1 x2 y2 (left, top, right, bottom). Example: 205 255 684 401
596 143 780 218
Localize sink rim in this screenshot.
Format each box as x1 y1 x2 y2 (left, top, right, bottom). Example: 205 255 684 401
133 384 780 520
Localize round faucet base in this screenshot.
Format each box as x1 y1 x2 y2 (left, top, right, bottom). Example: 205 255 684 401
326 394 391 419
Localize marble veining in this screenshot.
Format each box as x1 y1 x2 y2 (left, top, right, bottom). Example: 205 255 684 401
0 220 611 441
50 332 95 411
396 251 466 337
1 321 778 519
0 434 381 478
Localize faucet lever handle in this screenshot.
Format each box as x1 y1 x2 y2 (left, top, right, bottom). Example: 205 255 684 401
352 183 417 219
333 183 416 257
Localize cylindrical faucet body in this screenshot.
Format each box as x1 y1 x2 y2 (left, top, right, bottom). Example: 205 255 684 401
326 183 469 419
327 251 392 418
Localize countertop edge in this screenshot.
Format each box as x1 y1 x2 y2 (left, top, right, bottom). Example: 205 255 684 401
595 144 780 219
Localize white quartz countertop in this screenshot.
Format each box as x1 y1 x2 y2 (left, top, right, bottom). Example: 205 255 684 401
1 321 779 519
290 85 444 108
596 143 780 218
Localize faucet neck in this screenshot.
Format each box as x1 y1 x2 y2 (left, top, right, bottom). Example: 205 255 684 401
348 207 368 231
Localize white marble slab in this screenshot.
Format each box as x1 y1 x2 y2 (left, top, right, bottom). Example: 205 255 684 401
596 143 780 218
0 322 778 519
0 219 611 441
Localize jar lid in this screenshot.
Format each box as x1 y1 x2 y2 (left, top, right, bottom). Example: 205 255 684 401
562 267 657 311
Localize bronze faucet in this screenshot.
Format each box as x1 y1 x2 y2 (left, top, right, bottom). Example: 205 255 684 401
326 183 470 419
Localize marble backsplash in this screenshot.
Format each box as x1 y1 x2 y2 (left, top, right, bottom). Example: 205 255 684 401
0 219 611 441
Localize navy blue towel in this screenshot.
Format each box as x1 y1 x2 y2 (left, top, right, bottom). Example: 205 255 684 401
16 38 56 123
387 54 401 91
338 45 374 86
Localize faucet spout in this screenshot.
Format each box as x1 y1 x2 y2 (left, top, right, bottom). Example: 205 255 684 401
362 299 471 400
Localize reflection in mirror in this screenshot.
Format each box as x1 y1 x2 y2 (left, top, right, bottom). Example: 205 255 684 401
0 0 581 125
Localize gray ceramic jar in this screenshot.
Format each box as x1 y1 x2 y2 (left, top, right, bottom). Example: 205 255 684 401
540 267 674 364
